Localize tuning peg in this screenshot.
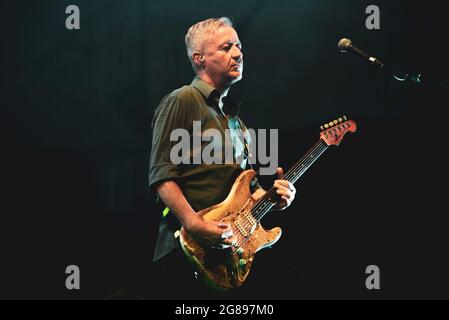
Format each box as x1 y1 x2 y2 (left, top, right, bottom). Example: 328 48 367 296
338 118 343 123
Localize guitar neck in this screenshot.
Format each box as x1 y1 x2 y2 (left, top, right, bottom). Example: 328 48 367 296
252 139 329 221
282 139 329 184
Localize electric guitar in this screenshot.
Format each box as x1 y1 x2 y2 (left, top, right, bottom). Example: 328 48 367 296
179 117 357 290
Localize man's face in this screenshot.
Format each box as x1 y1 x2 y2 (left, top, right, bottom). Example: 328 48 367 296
202 26 243 89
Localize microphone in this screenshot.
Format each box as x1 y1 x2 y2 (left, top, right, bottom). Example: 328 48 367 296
338 38 384 68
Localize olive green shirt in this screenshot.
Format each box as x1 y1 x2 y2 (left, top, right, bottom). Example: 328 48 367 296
149 77 259 261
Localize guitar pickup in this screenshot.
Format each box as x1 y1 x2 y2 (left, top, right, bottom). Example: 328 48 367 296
243 211 256 226
234 220 248 237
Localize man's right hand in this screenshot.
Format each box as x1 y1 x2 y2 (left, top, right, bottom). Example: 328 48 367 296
185 215 236 249
156 181 236 250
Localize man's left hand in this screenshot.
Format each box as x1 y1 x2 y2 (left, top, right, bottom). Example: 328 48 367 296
273 167 296 210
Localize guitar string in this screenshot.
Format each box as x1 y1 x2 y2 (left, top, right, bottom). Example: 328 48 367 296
254 139 328 219
232 139 329 249
232 142 328 250
251 123 348 218
232 122 351 250
238 123 345 219
251 141 326 221
233 140 329 250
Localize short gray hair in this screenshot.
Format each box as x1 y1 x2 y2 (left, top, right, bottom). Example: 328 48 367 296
185 17 233 68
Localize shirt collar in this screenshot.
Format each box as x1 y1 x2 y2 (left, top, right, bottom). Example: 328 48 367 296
191 77 218 101
191 77 241 117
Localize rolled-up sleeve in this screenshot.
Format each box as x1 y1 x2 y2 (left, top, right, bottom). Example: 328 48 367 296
148 93 196 192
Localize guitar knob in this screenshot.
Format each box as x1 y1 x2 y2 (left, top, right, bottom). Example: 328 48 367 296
324 124 329 129
237 248 244 256
333 120 338 125
338 118 343 123
343 115 347 121
328 122 334 127
320 126 324 130
239 259 247 266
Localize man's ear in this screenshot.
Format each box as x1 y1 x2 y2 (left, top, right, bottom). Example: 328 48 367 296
192 52 205 68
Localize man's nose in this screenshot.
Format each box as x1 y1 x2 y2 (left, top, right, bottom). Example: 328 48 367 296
232 46 243 61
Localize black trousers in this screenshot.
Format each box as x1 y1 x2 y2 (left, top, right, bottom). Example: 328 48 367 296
149 247 228 300
147 246 308 300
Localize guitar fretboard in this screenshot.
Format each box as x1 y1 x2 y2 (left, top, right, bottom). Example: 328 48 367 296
251 139 329 221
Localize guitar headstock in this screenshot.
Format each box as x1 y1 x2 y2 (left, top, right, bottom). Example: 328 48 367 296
320 116 357 146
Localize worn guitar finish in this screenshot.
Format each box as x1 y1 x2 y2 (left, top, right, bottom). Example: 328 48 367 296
180 118 357 290
180 169 280 290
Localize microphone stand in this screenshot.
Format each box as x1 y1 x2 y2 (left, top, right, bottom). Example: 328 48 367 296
392 71 448 92
337 38 448 93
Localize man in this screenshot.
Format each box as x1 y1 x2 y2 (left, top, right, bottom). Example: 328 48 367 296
148 17 296 296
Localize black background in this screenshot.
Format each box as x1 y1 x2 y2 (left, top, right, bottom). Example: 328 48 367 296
1 0 448 299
